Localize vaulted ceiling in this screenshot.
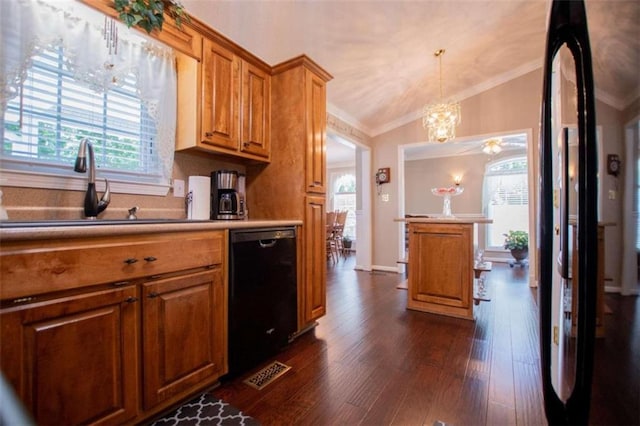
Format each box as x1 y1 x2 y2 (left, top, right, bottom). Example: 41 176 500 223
183 0 640 138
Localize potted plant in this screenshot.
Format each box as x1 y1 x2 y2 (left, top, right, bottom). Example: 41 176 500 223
114 0 190 34
503 230 529 261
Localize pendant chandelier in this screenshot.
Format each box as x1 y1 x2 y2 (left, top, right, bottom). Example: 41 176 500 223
422 49 461 143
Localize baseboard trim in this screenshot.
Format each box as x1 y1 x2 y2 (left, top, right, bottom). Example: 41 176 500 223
371 265 400 273
354 264 373 271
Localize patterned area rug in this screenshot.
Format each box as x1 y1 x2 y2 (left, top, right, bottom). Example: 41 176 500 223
151 393 260 426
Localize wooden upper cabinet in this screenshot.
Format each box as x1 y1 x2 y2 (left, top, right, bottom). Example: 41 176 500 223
177 37 271 162
305 70 327 194
240 61 271 159
201 38 240 151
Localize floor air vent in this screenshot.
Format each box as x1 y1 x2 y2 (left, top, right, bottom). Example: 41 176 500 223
243 361 292 390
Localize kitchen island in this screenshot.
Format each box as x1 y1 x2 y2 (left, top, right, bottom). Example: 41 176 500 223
396 217 492 320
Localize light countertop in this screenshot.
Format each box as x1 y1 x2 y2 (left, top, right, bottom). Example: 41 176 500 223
0 219 303 241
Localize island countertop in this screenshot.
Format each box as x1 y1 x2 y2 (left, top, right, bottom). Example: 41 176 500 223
402 218 492 320
395 216 492 224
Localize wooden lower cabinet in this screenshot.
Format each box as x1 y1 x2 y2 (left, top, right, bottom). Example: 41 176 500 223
0 286 139 426
141 267 226 409
407 222 474 320
303 196 326 324
0 230 227 425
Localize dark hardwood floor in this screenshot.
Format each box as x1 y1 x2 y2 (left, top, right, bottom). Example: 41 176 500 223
212 256 639 425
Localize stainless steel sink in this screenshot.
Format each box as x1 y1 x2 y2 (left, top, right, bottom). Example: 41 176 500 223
0 219 210 228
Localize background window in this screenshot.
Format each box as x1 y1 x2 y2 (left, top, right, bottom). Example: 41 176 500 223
484 156 529 248
332 173 356 239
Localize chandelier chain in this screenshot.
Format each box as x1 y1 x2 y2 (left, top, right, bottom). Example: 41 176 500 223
437 49 444 100
422 48 461 143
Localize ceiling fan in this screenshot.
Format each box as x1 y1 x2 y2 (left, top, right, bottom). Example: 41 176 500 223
480 137 526 155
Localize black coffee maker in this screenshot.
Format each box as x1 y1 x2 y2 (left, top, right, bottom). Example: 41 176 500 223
211 170 244 220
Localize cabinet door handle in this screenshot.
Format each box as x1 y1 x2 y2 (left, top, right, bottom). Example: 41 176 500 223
205 131 214 137
112 281 130 287
148 292 159 298
125 296 138 303
124 258 138 265
144 256 157 262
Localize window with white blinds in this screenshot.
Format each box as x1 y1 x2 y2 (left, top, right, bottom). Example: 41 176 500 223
484 156 529 248
2 44 160 183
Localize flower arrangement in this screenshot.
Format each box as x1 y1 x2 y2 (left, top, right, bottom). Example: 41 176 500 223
114 0 190 34
503 230 528 250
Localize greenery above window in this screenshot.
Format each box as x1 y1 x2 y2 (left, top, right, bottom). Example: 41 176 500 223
114 0 190 34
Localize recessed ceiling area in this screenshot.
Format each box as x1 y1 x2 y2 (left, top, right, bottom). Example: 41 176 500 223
404 133 528 161
183 0 639 137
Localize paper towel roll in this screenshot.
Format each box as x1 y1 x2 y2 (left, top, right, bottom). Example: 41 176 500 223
187 176 211 220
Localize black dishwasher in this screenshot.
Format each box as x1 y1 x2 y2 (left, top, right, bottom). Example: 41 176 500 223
227 227 297 377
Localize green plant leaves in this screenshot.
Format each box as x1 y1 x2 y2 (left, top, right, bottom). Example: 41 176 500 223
113 0 187 34
503 230 528 250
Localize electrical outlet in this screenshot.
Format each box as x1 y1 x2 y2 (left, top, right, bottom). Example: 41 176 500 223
173 179 185 198
381 193 390 202
608 189 616 200
553 326 559 345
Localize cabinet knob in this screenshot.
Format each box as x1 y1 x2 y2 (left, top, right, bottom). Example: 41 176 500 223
205 131 214 137
125 296 138 303
144 256 157 262
148 292 159 298
124 258 138 265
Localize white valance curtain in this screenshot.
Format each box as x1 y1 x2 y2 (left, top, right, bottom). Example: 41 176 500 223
0 0 176 183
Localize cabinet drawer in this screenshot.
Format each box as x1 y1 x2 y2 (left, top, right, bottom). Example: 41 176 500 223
1 231 224 301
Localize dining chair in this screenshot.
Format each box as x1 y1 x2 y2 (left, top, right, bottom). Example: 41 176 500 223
333 210 348 256
326 223 338 263
326 211 336 228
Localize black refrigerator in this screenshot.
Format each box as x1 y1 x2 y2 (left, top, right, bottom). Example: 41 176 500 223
538 0 599 424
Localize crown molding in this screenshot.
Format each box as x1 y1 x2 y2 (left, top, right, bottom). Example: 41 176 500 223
326 107 370 143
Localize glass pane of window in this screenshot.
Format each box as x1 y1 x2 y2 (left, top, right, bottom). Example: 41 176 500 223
2 44 160 181
485 157 529 248
333 173 356 239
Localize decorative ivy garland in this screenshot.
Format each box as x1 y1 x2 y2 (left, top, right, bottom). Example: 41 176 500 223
114 0 189 33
